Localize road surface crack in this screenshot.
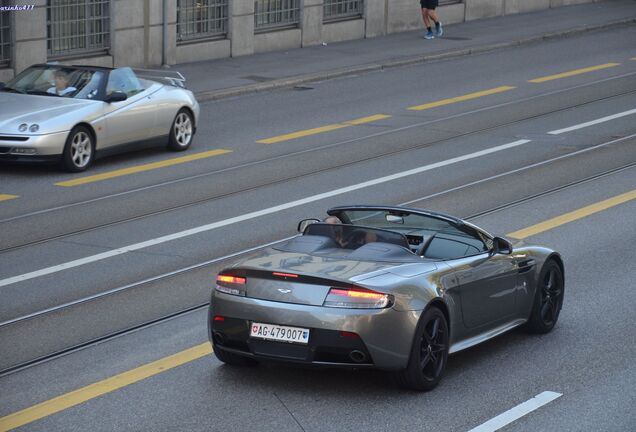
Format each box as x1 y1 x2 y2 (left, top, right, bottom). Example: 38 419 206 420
274 392 307 432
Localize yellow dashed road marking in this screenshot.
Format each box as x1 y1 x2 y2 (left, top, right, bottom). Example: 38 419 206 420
256 114 391 144
0 194 18 202
528 63 620 83
55 149 232 187
508 188 636 239
0 343 212 432
408 86 516 111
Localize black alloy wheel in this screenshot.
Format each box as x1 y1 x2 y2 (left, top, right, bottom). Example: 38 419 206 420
420 314 448 380
525 260 564 334
395 306 449 391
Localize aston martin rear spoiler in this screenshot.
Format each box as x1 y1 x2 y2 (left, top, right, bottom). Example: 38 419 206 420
133 68 187 88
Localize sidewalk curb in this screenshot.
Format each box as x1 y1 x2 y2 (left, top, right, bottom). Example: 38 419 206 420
194 17 636 103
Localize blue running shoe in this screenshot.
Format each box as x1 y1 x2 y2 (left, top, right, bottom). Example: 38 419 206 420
435 22 443 37
425 30 434 40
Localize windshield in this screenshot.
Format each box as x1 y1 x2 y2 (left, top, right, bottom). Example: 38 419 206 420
331 208 492 256
335 209 459 234
2 66 105 100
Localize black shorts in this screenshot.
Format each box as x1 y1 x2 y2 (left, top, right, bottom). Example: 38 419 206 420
420 0 438 9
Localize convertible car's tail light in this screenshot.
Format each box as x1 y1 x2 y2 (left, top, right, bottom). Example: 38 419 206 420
215 274 246 296
323 287 393 309
217 275 246 285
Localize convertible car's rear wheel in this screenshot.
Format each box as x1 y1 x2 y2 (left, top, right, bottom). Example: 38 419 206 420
395 306 449 391
167 109 194 151
61 126 94 172
525 260 564 334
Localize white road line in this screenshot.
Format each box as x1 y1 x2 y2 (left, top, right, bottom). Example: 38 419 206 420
0 235 298 327
548 108 636 135
0 139 531 289
400 133 636 208
467 391 562 432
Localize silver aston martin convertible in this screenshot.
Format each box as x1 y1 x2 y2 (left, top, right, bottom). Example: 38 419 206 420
209 206 565 391
0 64 199 171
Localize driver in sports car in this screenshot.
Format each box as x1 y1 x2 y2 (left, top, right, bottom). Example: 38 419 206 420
322 215 378 248
47 70 77 97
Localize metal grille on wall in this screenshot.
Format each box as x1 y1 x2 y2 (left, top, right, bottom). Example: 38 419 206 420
177 0 228 43
254 0 300 31
47 0 110 59
323 0 363 22
0 4 10 68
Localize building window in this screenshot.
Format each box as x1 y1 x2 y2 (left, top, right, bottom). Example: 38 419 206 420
177 0 228 43
323 0 363 22
47 0 110 59
254 0 300 32
0 3 11 68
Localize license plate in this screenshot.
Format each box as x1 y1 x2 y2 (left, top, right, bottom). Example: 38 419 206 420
250 322 310 344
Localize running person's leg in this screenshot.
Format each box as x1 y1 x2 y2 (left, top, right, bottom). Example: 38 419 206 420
424 0 443 36
421 0 434 39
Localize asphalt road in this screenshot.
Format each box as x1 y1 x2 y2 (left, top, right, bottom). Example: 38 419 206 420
0 24 635 431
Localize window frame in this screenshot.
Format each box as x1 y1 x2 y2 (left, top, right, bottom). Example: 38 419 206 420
176 0 229 44
323 0 364 23
0 2 12 68
254 0 301 32
47 0 111 60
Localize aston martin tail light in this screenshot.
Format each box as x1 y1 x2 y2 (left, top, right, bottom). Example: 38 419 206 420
216 275 246 285
215 274 246 296
323 287 393 309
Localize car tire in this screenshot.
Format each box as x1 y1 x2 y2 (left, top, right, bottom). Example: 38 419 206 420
394 306 449 391
61 126 95 172
213 345 258 367
167 108 194 151
525 260 564 334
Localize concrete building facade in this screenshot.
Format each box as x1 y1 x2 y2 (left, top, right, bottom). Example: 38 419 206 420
0 0 601 82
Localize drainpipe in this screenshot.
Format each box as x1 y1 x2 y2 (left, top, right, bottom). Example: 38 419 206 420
162 0 169 67
143 0 150 67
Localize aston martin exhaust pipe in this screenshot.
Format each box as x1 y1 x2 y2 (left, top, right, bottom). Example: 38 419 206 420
349 350 367 363
213 331 226 346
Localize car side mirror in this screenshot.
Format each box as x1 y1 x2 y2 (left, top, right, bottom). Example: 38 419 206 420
297 218 320 233
105 91 127 103
492 237 512 255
